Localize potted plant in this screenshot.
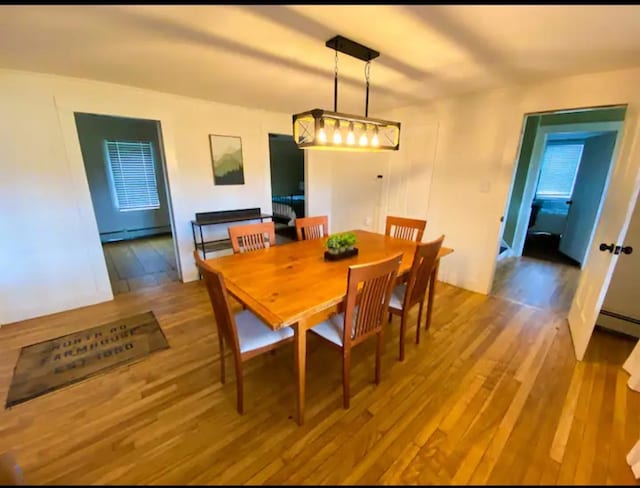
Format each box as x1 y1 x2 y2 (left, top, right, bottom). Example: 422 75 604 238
324 232 359 260
342 232 357 251
326 234 342 255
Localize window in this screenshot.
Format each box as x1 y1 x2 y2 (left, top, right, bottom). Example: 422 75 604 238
535 141 584 199
104 140 160 211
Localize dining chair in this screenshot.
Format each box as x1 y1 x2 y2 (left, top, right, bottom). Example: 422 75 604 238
388 235 445 361
228 221 276 254
309 252 403 408
194 251 294 414
295 215 329 241
385 216 427 242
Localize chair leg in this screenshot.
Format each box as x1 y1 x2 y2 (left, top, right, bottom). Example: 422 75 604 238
342 351 351 409
218 333 226 384
375 331 383 385
416 301 425 345
388 311 393 323
235 358 244 414
399 313 407 361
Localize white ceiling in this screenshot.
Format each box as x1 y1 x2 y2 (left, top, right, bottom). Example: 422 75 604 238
1 5 640 115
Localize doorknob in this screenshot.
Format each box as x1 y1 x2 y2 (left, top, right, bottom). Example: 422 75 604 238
620 246 633 255
599 243 615 253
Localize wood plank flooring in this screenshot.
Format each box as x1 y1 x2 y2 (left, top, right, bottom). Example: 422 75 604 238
103 235 179 295
492 256 581 314
0 280 638 484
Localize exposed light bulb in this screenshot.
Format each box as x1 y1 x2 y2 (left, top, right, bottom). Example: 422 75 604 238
317 127 327 144
346 124 355 145
333 129 342 144
371 131 379 147
359 133 368 146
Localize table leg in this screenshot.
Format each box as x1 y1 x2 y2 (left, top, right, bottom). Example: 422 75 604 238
426 260 440 331
294 322 306 425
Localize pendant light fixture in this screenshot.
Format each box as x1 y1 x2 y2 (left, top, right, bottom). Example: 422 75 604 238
292 35 401 152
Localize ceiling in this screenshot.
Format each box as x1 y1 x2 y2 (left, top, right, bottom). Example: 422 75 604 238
1 5 640 115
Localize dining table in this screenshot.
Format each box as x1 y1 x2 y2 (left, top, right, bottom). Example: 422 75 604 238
205 229 454 425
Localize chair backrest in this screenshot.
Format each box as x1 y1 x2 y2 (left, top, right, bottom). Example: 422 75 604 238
343 252 403 346
404 235 445 308
228 221 276 254
295 215 329 241
385 216 426 242
193 251 242 358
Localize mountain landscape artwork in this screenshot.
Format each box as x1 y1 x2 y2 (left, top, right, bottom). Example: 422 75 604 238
210 134 245 185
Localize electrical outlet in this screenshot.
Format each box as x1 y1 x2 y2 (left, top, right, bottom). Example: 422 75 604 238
364 217 372 227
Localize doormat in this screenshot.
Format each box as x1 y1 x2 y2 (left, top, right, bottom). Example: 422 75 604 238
5 311 169 408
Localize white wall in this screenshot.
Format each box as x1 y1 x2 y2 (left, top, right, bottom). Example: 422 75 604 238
5 64 640 324
331 67 640 295
0 69 332 325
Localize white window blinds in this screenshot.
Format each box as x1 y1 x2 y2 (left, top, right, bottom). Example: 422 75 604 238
104 140 161 211
535 141 584 199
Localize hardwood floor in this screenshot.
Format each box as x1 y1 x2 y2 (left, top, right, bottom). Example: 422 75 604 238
102 235 179 295
0 280 638 484
492 256 581 314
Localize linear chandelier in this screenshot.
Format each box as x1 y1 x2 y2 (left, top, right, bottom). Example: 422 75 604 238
292 35 401 152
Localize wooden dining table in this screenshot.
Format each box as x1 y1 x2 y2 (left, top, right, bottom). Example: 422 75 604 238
205 229 454 425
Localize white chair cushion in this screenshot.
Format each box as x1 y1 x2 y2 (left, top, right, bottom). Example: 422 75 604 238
389 283 406 310
310 313 345 346
310 307 360 347
235 309 294 354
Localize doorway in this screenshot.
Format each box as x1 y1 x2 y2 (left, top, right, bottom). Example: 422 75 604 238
493 106 626 314
75 113 179 295
268 133 305 243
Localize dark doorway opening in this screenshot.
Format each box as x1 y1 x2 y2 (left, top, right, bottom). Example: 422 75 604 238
268 133 305 243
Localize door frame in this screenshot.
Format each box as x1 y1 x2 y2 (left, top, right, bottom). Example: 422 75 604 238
54 95 183 303
488 100 640 361
510 120 623 258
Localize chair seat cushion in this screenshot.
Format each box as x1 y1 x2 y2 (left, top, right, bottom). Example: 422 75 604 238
235 310 294 354
310 306 361 347
389 283 406 310
310 313 346 346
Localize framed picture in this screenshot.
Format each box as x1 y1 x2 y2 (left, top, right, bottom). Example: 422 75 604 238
209 134 245 185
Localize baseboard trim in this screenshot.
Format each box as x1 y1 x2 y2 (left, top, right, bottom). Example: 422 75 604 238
597 309 640 338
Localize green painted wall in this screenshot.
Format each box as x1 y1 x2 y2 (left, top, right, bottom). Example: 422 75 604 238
269 134 304 196
75 113 171 243
540 107 626 126
503 115 540 247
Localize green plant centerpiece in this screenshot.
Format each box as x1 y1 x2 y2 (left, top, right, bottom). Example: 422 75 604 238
324 232 358 261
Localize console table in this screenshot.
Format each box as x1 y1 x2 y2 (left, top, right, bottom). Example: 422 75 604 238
191 208 273 260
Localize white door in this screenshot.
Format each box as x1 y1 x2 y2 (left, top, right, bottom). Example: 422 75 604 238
559 131 619 264
598 194 640 337
569 112 640 360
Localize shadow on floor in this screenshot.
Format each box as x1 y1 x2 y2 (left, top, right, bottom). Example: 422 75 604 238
523 233 580 267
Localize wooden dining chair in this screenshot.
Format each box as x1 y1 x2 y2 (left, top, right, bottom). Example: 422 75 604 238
309 252 403 408
388 235 445 361
385 216 427 242
295 215 329 241
194 251 294 414
228 221 276 254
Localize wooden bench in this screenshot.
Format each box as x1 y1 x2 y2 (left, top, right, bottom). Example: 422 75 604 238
191 207 273 259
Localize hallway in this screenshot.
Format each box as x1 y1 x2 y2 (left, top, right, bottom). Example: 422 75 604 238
492 256 581 314
102 235 179 295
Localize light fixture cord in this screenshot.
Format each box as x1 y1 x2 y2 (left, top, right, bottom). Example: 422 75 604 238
334 49 339 112
365 60 371 117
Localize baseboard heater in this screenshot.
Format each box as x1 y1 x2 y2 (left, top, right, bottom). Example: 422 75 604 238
597 309 640 339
